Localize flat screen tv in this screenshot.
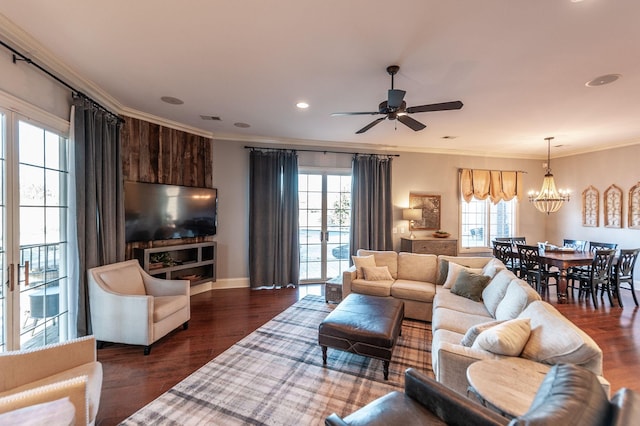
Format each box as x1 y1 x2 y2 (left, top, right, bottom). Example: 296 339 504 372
124 181 217 243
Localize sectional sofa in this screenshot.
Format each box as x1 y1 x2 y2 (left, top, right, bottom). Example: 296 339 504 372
342 250 609 396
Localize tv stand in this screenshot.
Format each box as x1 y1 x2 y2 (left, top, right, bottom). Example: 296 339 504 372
134 241 216 295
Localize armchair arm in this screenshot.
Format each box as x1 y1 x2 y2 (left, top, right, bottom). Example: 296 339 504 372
404 368 507 426
325 413 349 426
0 376 88 425
0 336 96 391
342 267 356 298
142 273 190 297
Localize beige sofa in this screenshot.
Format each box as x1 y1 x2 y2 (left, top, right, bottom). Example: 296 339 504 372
344 250 609 397
0 336 102 425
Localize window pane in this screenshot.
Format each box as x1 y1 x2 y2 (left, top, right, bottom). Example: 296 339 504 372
460 197 517 249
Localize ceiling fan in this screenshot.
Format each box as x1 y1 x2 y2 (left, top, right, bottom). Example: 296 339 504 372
332 65 463 134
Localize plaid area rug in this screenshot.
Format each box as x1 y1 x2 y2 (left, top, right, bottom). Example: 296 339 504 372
121 295 433 425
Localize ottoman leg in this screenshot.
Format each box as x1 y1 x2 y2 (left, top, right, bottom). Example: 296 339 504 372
322 346 327 365
383 360 389 380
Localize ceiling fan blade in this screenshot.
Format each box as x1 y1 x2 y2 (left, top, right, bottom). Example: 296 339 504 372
331 111 381 116
388 89 406 109
356 117 386 134
397 115 426 131
406 100 464 114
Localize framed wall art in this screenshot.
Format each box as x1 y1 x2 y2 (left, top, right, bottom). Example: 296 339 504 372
409 193 441 230
582 185 599 227
604 184 623 228
629 182 640 229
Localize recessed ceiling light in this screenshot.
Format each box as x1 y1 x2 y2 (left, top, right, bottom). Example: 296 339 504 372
234 122 251 128
161 96 184 105
586 74 621 87
296 102 309 109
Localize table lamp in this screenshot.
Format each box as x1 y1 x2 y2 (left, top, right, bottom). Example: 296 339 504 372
403 208 422 239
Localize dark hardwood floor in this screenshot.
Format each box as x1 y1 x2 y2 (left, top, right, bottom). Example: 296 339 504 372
96 284 640 425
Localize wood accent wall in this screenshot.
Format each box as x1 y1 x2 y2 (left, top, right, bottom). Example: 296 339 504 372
121 116 213 188
121 116 215 258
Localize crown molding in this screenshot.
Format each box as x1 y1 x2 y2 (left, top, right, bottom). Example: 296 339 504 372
120 107 214 139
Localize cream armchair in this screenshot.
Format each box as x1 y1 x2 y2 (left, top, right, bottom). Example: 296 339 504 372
0 336 102 425
87 259 190 355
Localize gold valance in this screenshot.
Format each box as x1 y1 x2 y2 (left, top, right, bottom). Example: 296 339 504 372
460 168 524 204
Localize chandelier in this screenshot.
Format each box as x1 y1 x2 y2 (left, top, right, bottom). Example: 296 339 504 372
528 137 570 214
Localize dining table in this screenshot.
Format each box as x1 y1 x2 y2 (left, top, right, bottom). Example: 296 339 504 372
537 250 594 303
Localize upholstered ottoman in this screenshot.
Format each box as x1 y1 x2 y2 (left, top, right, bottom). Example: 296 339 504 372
318 293 404 380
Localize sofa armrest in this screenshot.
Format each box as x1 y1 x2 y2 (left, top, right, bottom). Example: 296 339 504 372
342 267 356 298
0 376 88 425
404 368 507 426
325 413 349 426
0 336 97 392
435 341 499 396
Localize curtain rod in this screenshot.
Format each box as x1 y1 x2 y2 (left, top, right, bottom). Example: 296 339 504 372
1 39 124 123
244 146 399 157
458 167 527 174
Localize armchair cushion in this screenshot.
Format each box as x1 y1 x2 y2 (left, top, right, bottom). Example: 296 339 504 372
154 295 189 322
98 265 146 295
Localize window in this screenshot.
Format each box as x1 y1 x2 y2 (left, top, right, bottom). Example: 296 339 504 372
460 197 518 249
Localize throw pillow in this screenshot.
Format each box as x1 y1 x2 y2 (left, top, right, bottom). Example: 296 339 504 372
482 257 506 278
437 259 449 285
352 255 376 279
362 266 393 281
481 269 515 317
472 318 531 356
443 262 483 289
460 319 505 347
450 268 491 302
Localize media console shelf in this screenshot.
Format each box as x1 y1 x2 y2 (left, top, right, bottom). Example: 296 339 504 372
134 241 216 295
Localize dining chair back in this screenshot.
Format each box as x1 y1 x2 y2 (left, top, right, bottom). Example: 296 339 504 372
578 249 616 308
511 237 527 245
493 240 517 274
563 239 588 251
588 241 618 251
517 244 559 293
493 237 512 243
615 248 640 307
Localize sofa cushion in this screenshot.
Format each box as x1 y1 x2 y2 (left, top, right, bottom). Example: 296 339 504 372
391 280 436 303
461 320 505 347
352 255 376 279
432 307 494 335
433 289 492 317
351 279 393 297
154 295 189 322
471 318 531 356
443 262 483 289
99 265 146 296
450 269 491 302
397 252 437 283
510 364 610 426
482 269 516 317
358 250 399 279
518 301 603 375
495 280 541 321
482 257 506 279
362 266 393 281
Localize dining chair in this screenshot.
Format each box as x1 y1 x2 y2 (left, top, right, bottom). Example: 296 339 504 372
517 244 559 294
563 239 588 251
613 248 640 307
511 237 527 245
493 237 512 243
568 241 619 297
492 240 518 275
576 249 616 308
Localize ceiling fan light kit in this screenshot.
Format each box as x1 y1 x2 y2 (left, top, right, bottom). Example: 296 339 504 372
332 65 464 134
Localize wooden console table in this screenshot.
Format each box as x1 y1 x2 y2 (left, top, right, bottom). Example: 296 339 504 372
401 237 458 256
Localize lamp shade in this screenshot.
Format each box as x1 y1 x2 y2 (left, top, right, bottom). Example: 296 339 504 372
403 208 422 221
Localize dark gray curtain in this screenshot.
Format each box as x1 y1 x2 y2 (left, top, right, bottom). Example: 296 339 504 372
350 154 394 255
73 96 125 336
249 150 299 288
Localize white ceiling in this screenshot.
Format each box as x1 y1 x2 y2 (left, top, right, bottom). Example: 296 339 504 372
1 0 640 158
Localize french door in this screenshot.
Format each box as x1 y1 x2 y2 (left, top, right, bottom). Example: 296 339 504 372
0 106 71 352
298 172 351 283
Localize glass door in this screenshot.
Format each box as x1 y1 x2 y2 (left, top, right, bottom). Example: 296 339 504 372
298 173 351 283
1 109 70 352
